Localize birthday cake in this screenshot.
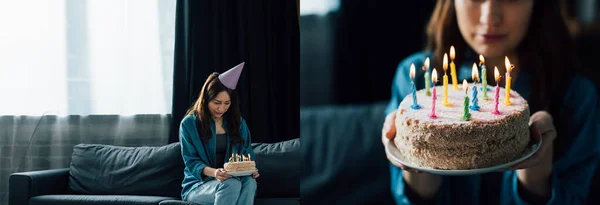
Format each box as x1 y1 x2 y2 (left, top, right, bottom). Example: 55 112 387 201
224 154 257 172
394 82 530 170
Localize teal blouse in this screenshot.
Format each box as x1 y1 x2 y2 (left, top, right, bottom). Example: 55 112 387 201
385 51 600 204
178 114 255 200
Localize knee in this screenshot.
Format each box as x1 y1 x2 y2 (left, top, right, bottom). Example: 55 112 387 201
218 178 242 193
241 177 257 191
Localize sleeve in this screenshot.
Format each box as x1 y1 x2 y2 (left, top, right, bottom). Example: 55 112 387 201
387 53 450 205
500 77 600 205
240 118 256 160
179 119 210 181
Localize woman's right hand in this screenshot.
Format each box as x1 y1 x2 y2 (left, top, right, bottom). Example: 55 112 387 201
381 110 422 173
214 168 232 182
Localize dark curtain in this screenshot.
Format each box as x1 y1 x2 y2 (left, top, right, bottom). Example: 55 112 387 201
333 0 435 104
170 0 300 144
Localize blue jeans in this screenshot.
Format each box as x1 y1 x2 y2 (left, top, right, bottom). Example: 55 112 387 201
185 176 257 205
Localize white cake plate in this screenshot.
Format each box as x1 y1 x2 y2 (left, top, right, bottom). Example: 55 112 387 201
226 169 258 177
385 138 542 176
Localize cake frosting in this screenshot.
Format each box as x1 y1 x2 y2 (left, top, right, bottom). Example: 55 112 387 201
224 161 257 172
224 154 257 172
394 84 530 170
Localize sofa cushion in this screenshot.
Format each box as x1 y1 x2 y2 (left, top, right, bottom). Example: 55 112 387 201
252 138 300 198
158 199 199 205
158 198 300 205
30 195 177 205
255 197 300 205
68 143 184 197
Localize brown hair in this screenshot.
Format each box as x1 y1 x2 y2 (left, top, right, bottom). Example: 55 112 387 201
186 73 243 145
425 0 579 156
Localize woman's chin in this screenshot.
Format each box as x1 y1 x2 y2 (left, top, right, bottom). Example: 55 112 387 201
473 46 507 60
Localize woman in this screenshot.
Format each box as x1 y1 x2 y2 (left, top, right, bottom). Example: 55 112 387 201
179 62 260 205
382 0 599 204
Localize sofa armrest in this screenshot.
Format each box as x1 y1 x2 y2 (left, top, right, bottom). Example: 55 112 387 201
9 168 70 205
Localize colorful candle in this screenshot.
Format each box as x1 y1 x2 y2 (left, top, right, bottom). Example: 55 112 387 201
492 66 501 115
504 56 513 105
410 64 421 109
424 57 431 96
461 80 471 121
469 63 480 111
480 55 488 100
443 53 450 106
450 46 459 90
428 69 438 119
248 153 251 161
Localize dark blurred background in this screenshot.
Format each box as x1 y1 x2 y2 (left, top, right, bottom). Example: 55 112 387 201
300 0 600 204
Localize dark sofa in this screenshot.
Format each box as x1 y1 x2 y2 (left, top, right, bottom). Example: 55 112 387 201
9 138 300 205
300 101 600 205
300 101 395 205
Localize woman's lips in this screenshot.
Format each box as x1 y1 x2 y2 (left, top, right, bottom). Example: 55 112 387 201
480 34 506 43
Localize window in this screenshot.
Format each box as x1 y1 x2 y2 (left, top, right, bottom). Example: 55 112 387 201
0 0 176 116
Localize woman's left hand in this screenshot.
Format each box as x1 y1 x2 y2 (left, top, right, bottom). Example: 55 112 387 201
252 171 260 179
509 111 556 196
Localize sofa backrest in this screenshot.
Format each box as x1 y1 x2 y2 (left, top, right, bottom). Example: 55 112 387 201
68 138 300 199
300 101 394 205
68 142 185 197
253 138 301 198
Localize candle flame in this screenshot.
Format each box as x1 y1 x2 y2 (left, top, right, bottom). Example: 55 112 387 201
479 55 485 64
472 63 479 82
410 63 416 79
248 154 251 161
450 46 455 60
432 69 438 83
505 56 513 73
443 53 448 71
462 79 468 92
424 57 430 70
494 66 500 82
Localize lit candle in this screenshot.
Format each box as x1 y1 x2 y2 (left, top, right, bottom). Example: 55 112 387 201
248 154 251 161
409 64 421 109
480 55 488 100
492 66 501 115
469 63 480 111
504 56 513 105
450 46 459 90
428 69 438 119
443 53 450 106
424 57 431 96
461 79 471 121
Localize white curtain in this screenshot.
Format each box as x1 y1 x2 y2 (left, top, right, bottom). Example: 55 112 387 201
0 0 175 116
0 0 177 201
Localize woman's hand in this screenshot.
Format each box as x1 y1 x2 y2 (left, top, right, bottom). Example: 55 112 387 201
214 168 232 182
510 111 556 197
252 171 260 179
